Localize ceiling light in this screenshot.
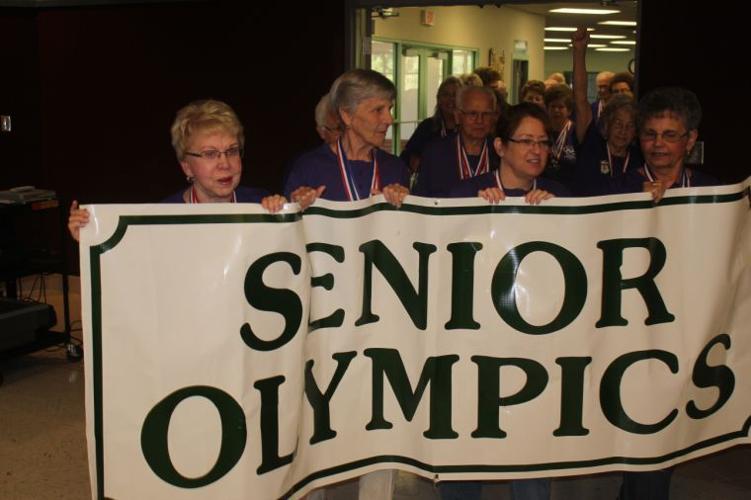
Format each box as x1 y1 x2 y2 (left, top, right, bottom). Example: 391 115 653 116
587 44 607 48
590 34 627 39
544 38 570 42
544 46 569 51
550 8 620 15
545 27 594 32
599 20 637 26
596 47 630 52
611 40 637 45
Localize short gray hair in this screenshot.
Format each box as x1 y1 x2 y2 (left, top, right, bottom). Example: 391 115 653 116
329 69 396 117
455 85 497 111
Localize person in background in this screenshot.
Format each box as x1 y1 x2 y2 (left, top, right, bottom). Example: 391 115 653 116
544 72 567 91
460 72 484 87
609 71 635 98
314 93 340 145
413 85 500 197
592 70 615 123
520 80 546 108
474 66 503 91
571 27 642 195
474 66 509 119
399 76 463 177
543 83 577 187
284 68 409 209
547 71 567 85
68 99 285 241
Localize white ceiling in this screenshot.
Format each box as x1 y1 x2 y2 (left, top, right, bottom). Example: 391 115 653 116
512 1 638 49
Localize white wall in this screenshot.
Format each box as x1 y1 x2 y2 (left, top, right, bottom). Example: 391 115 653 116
374 5 546 83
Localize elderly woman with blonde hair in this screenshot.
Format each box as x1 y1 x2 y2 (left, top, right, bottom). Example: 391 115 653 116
68 99 285 240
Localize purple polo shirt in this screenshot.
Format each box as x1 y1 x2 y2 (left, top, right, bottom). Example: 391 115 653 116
412 134 501 198
284 143 409 201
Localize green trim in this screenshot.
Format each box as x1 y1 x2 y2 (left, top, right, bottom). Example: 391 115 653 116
374 36 478 54
282 417 751 498
302 192 747 219
88 212 300 499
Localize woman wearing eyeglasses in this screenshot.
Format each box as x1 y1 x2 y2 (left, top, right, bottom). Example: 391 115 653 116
413 85 501 197
399 76 464 177
449 102 569 204
570 28 644 196
284 68 409 210
542 83 577 188
625 86 717 202
68 99 285 241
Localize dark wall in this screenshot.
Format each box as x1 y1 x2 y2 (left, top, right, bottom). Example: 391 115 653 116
638 1 750 183
1 1 345 204
0 8 42 188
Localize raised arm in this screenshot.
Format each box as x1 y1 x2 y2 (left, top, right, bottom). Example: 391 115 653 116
572 27 593 144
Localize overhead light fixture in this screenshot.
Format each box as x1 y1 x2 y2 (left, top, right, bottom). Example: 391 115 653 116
550 8 620 15
596 47 630 52
611 40 637 45
544 46 569 51
599 20 637 26
545 27 594 32
587 44 608 48
544 38 570 42
590 34 627 39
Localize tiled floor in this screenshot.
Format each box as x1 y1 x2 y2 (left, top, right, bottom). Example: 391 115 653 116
1 274 750 499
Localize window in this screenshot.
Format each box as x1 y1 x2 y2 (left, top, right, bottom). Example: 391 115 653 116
370 39 478 155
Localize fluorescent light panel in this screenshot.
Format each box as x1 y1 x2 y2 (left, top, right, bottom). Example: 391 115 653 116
545 27 594 32
550 8 620 15
544 46 569 51
611 40 636 45
590 34 627 39
544 38 570 42
599 20 637 26
596 47 630 52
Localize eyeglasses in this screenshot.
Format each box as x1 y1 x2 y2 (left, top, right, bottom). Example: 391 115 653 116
639 130 689 143
507 138 551 150
185 146 243 161
610 120 636 132
459 109 496 121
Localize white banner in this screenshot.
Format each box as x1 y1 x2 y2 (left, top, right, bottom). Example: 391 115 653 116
80 181 751 499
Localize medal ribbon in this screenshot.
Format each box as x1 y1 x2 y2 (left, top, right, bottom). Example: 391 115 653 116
336 138 380 201
456 135 490 180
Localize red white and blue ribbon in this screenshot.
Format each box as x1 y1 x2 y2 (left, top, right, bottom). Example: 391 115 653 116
643 164 690 188
456 135 490 180
336 138 381 201
552 120 572 163
606 144 631 176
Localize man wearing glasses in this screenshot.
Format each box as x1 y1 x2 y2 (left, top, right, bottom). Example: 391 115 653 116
413 85 500 197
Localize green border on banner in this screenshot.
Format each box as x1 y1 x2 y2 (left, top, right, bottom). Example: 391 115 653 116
87 189 750 500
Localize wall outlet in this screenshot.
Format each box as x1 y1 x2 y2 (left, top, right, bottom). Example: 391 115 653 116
0 115 11 132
